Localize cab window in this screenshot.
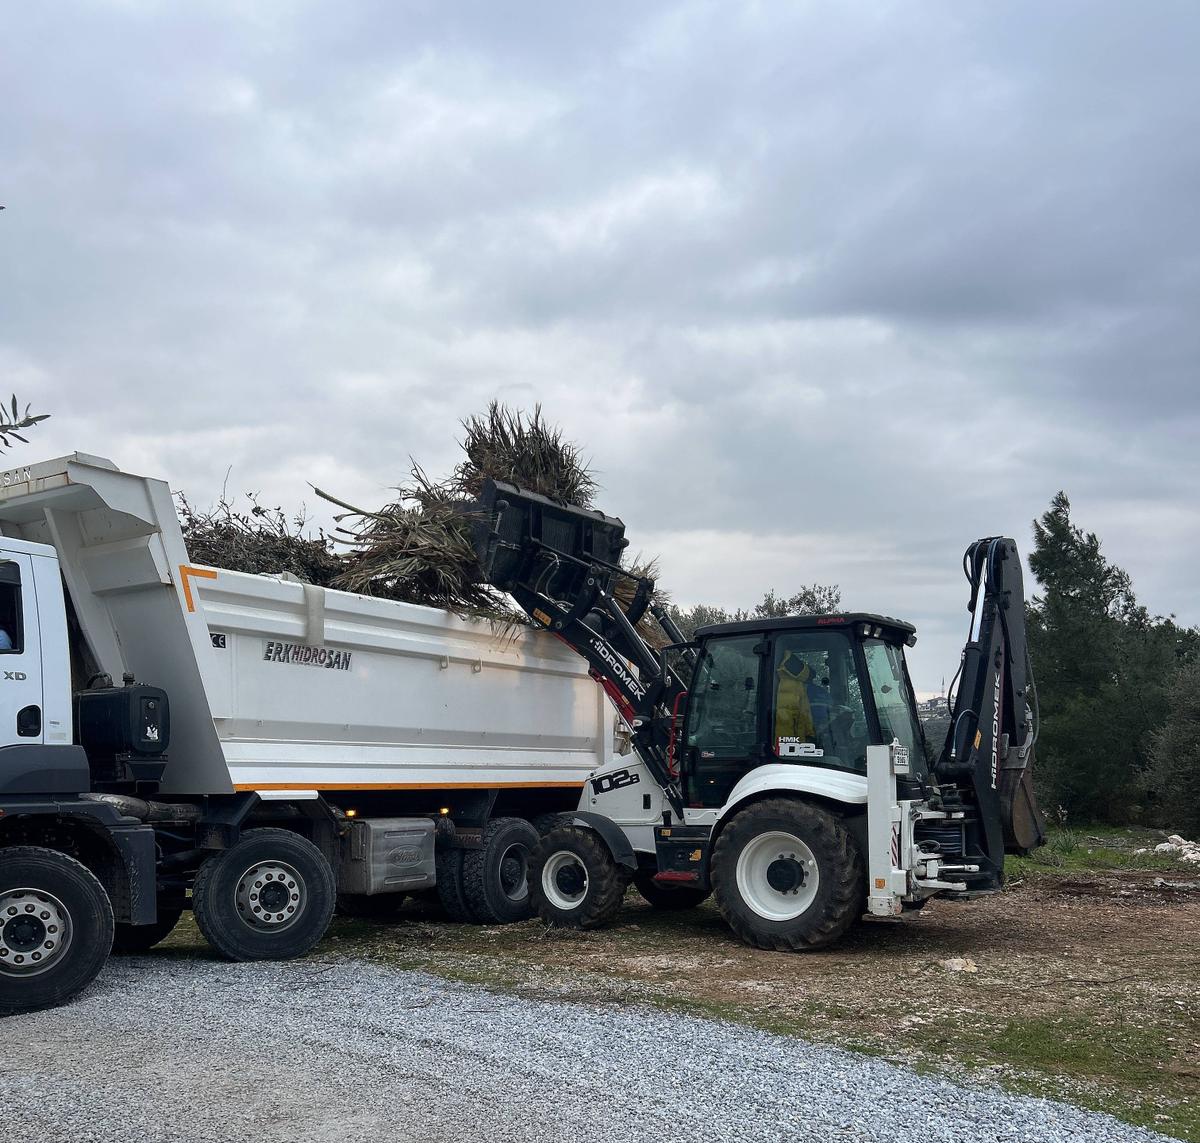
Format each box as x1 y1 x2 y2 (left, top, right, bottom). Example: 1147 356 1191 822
771 631 869 774
0 562 23 654
686 635 761 761
863 638 922 760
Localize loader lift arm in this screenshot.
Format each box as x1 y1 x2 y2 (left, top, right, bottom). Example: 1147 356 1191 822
473 480 689 815
935 537 1047 862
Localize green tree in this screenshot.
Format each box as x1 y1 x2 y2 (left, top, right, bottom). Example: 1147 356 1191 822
1026 492 1198 822
668 584 842 640
1149 661 1200 835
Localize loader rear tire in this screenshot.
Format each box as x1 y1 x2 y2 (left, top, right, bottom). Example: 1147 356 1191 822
633 872 711 911
462 817 540 924
193 828 335 961
111 902 184 953
0 846 114 1016
435 849 477 922
530 826 630 930
710 798 864 952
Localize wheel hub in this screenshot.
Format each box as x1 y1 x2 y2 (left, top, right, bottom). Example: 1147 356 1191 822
498 844 529 903
235 861 306 930
766 856 806 895
555 864 585 896
0 888 71 976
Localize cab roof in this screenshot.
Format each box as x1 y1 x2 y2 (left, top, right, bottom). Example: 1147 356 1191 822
694 612 917 645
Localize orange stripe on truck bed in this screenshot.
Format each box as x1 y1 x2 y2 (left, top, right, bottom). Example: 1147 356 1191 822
233 781 586 792
179 564 218 612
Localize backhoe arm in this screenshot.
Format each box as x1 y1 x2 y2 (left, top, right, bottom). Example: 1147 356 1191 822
937 537 1047 857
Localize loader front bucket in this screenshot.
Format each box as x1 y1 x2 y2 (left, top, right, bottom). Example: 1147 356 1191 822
472 479 628 600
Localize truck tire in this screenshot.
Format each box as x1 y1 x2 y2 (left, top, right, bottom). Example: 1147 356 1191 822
633 872 711 911
111 903 184 954
529 825 630 930
0 846 114 1016
192 828 335 961
462 817 540 924
710 798 864 952
336 892 408 919
435 849 478 922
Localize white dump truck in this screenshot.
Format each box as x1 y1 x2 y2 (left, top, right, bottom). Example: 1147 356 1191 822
0 453 618 1015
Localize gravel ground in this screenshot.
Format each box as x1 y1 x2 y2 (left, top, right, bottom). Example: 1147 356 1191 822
0 957 1182 1143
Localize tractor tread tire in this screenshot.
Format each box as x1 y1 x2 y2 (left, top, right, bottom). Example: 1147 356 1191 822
530 825 630 930
530 812 571 837
192 828 335 962
462 817 540 925
0 846 114 1016
711 798 864 952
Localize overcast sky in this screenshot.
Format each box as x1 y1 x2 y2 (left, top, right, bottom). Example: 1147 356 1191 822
3 1 1198 692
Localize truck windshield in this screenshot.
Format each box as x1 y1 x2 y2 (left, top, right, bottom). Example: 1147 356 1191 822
863 639 922 761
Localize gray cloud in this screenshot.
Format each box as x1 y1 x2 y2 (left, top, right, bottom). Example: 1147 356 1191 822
3 0 1198 690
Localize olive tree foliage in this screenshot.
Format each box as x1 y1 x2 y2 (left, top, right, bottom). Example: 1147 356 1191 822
0 396 50 451
1026 491 1198 824
667 584 842 641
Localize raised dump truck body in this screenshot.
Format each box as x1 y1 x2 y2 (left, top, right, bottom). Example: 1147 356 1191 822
0 453 614 1016
0 453 612 798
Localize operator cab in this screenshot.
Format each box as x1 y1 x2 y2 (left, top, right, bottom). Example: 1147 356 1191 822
681 614 927 808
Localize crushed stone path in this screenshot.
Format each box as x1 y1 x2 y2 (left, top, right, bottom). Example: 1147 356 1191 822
0 956 1181 1143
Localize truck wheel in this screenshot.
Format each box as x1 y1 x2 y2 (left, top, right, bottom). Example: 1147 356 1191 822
435 849 478 922
710 798 864 951
111 903 184 954
0 846 114 1016
633 872 711 911
336 892 408 919
462 817 540 924
192 828 335 961
530 826 630 930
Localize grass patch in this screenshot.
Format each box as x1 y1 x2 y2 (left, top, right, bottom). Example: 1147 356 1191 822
1007 827 1182 877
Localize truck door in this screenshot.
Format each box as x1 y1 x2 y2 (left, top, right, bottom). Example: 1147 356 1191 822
0 555 43 747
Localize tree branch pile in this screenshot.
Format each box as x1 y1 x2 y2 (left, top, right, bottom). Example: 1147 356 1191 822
180 402 668 641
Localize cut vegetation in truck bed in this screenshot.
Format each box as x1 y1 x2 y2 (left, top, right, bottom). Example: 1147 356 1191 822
149 829 1200 1142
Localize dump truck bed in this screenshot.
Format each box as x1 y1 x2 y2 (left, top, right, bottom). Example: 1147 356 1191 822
0 454 612 796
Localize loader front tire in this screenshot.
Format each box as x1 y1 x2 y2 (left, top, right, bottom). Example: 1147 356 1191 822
462 817 540 924
710 798 864 952
530 826 630 930
192 828 335 961
0 846 114 1016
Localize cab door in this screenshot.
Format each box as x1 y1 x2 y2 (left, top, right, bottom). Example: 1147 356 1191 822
681 634 765 807
0 555 43 747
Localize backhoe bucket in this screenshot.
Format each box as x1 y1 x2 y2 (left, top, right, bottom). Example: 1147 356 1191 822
472 479 628 600
1000 752 1046 854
